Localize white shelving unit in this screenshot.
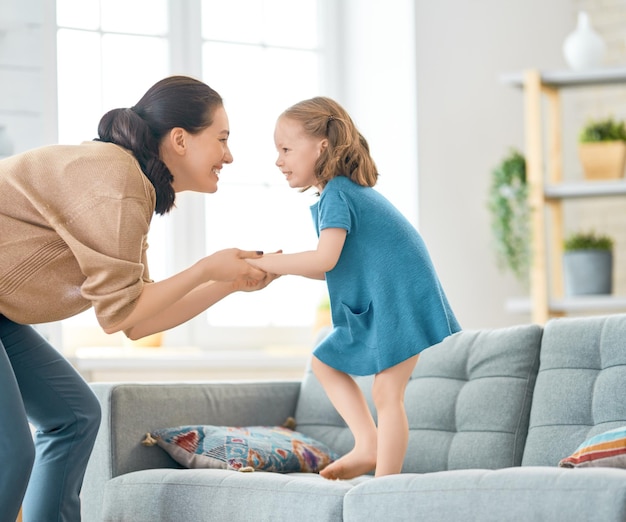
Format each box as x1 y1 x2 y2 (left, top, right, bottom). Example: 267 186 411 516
501 67 626 323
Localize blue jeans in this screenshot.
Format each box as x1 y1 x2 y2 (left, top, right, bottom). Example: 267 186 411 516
0 315 101 522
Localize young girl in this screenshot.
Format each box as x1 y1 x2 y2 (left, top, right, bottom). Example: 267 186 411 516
247 96 461 479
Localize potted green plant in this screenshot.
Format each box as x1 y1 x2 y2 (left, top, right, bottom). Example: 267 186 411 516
578 117 626 179
487 149 530 286
563 231 614 296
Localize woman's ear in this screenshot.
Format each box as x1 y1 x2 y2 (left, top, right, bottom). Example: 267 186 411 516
168 127 187 155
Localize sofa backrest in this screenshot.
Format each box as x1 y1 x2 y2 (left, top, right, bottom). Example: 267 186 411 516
522 314 626 466
295 324 542 473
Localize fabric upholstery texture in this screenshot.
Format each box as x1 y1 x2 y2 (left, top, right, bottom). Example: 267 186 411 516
343 467 626 522
102 469 358 522
522 314 626 466
296 324 543 472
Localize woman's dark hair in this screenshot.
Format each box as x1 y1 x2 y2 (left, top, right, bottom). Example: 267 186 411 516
96 76 223 214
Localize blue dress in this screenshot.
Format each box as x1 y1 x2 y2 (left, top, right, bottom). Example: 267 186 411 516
311 176 461 376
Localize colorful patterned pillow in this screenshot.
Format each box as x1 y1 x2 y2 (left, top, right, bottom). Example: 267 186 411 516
559 426 626 468
143 424 339 473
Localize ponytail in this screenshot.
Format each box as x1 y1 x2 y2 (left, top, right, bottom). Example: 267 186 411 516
97 107 175 214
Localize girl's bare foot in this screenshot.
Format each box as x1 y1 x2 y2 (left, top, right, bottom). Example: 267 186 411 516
320 450 376 480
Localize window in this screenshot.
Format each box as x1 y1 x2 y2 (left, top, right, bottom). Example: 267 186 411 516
55 0 172 342
54 0 417 352
56 0 170 148
55 0 329 349
199 0 326 328
56 0 172 286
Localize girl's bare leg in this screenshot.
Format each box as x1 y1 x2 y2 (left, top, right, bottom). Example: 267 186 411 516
311 356 378 480
372 354 419 477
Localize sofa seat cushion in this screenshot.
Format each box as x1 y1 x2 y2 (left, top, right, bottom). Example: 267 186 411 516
523 314 626 466
296 324 542 472
343 467 626 522
102 469 363 522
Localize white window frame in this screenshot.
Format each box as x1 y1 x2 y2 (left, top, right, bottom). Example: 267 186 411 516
46 0 418 353
171 0 418 351
164 0 339 350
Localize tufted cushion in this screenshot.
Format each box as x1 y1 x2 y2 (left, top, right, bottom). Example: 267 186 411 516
295 324 542 473
522 314 626 467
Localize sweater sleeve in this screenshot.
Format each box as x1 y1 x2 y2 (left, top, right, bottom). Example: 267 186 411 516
57 194 153 330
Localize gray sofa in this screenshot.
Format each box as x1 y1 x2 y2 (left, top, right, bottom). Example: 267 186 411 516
82 314 626 521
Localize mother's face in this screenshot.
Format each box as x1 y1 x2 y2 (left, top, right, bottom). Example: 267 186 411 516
168 106 233 194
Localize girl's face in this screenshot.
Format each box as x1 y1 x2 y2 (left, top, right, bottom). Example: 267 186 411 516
274 116 326 191
168 106 233 193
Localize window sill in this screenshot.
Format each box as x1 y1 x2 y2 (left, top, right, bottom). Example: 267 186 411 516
70 345 311 382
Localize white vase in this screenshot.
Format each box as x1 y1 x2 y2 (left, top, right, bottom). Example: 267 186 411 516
562 11 606 71
0 125 13 157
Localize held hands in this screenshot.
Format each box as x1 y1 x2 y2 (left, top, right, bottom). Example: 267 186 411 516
233 270 281 292
200 248 282 293
235 250 283 292
200 248 266 284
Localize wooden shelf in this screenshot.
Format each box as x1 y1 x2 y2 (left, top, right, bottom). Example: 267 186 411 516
503 68 626 323
544 180 626 199
500 67 626 88
507 296 626 314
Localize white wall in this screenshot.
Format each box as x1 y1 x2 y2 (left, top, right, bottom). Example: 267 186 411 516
415 0 575 328
0 0 60 344
0 0 56 157
333 0 419 224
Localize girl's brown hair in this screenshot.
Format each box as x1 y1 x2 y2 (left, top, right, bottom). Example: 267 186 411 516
96 76 223 214
281 96 378 190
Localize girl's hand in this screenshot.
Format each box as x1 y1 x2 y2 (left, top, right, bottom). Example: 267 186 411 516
199 248 266 283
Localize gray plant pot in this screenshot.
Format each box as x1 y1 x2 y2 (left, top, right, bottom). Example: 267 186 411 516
563 250 613 296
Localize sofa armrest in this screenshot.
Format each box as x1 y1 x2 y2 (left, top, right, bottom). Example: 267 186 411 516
81 380 301 521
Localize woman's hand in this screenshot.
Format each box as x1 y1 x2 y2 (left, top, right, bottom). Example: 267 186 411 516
198 248 266 283
106 250 274 337
234 271 281 293
236 250 283 292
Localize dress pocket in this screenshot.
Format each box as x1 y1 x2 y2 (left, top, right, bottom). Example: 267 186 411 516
341 301 373 338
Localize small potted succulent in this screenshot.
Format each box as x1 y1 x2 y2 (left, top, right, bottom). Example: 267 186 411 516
578 117 626 179
563 231 614 296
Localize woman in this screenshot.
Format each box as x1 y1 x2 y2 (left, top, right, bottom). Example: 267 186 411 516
0 76 275 521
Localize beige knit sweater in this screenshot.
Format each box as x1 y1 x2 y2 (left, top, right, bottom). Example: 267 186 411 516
0 141 156 329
